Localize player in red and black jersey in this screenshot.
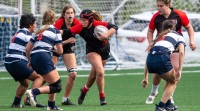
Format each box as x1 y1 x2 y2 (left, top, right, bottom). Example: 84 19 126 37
61 9 118 106
142 0 196 109
53 5 80 106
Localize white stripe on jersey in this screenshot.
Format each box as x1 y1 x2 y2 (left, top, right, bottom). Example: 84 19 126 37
33 41 52 49
9 43 26 52
154 31 185 52
31 25 62 54
5 28 32 62
5 54 28 61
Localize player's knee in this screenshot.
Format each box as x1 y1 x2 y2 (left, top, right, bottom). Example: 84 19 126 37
68 68 77 80
49 79 62 94
96 71 104 78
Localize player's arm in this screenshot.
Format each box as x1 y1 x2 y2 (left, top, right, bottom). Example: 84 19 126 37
147 28 155 45
175 43 185 81
25 41 34 61
106 23 118 38
95 21 118 41
142 61 149 88
184 23 196 51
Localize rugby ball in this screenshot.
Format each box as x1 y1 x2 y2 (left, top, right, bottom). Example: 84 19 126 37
94 25 108 37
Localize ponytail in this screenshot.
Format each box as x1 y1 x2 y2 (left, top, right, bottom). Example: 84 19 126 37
146 29 170 51
92 10 102 21
34 25 50 35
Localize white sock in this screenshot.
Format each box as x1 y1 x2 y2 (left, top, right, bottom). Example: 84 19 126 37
151 84 159 95
62 97 69 102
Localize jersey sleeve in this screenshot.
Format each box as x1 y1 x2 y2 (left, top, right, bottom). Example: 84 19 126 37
93 20 108 27
149 12 159 30
29 34 36 43
174 10 189 26
93 20 118 31
73 18 81 25
54 17 64 30
70 24 82 34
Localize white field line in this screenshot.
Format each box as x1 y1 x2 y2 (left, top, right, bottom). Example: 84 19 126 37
0 70 200 80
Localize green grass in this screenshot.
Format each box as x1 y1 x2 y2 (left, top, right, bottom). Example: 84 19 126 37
0 67 200 111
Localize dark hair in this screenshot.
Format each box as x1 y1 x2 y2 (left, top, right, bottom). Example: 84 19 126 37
80 9 102 27
157 0 172 7
60 5 76 18
19 13 36 29
161 19 176 31
147 20 176 50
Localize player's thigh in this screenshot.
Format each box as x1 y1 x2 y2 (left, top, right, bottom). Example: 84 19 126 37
160 69 176 83
87 52 104 71
42 69 60 84
62 53 77 69
170 53 179 71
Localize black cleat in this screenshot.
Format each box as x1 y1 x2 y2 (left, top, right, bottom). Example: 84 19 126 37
11 104 24 108
78 88 86 105
155 104 166 111
165 104 178 111
62 99 75 105
100 97 107 106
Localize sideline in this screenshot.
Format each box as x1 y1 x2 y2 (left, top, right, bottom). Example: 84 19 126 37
0 70 199 80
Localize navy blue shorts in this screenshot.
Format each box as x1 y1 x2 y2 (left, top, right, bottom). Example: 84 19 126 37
4 59 34 81
86 43 110 60
146 53 173 75
31 52 55 75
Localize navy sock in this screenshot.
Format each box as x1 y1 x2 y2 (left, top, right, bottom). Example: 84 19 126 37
166 99 172 106
158 101 165 107
48 101 55 108
13 96 21 105
32 88 41 96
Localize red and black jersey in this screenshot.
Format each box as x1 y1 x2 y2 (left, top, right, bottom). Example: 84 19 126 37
149 9 189 34
54 17 80 40
64 20 118 49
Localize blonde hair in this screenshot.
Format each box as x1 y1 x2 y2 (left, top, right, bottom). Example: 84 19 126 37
42 10 56 25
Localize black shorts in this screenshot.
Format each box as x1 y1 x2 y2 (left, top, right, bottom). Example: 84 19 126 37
4 59 34 81
52 43 75 57
86 43 110 60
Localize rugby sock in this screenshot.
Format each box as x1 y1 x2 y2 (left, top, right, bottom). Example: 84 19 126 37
62 97 68 102
158 101 165 107
32 88 41 95
99 92 105 99
151 84 159 95
13 96 21 105
82 85 89 93
166 99 171 106
48 100 55 108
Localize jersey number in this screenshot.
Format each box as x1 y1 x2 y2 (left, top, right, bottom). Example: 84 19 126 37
37 33 43 41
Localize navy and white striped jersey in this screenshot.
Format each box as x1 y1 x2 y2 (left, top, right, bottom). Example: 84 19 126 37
152 31 185 53
5 28 32 63
30 25 62 54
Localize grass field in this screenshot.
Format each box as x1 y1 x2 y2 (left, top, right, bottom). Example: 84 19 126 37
0 67 200 111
